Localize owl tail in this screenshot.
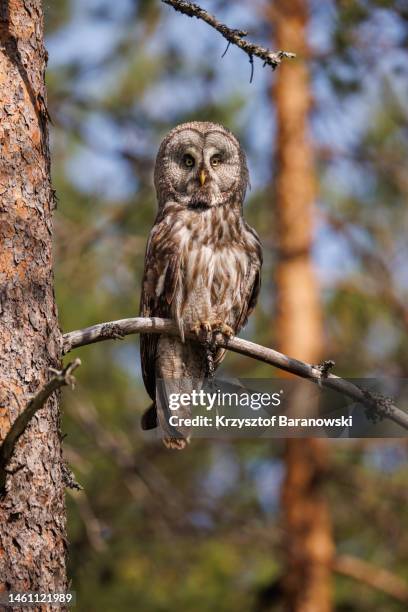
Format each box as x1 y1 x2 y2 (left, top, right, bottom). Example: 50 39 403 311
140 392 190 450
155 380 190 450
148 336 207 449
140 393 190 450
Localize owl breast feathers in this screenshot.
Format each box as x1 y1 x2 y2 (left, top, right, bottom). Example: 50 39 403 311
140 121 262 449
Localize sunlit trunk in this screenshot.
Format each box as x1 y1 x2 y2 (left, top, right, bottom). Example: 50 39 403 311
271 1 334 610
0 0 67 593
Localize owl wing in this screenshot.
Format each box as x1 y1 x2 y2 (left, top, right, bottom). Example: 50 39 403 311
235 263 262 332
139 222 180 400
213 227 262 368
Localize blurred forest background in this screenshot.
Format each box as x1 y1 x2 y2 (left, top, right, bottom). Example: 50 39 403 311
44 0 408 610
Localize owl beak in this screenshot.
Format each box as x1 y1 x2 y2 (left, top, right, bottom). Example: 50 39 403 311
199 170 207 186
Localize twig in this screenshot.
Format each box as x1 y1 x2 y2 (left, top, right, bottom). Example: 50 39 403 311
0 359 81 492
62 317 408 430
333 554 408 603
161 0 295 73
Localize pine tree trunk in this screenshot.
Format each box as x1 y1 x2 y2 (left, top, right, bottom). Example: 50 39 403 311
0 0 67 594
271 1 334 610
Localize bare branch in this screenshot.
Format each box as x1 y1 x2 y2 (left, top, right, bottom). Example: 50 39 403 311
0 359 81 492
62 317 408 430
161 0 295 73
334 554 408 603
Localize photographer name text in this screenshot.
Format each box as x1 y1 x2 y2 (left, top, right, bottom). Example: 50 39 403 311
168 414 353 429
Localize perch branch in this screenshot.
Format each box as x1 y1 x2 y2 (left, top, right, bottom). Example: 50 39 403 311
161 0 295 72
0 359 81 492
333 554 408 603
62 317 408 430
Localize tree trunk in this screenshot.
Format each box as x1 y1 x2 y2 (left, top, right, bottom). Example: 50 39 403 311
271 1 334 611
0 0 67 594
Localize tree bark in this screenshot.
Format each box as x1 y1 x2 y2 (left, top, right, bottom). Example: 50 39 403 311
0 0 67 595
271 1 334 611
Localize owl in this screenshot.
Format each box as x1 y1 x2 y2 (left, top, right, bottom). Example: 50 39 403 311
140 122 262 449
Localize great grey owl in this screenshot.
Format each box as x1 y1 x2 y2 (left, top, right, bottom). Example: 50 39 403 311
140 121 262 449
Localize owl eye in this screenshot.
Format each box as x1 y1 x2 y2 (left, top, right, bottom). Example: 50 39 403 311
210 154 222 167
183 154 195 168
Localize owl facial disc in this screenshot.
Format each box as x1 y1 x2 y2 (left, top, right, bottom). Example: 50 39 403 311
154 121 249 210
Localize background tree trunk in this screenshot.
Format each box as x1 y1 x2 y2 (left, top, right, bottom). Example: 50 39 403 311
0 0 67 593
271 1 334 611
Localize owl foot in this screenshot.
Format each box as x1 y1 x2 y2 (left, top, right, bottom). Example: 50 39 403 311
190 320 234 341
190 320 213 342
190 320 234 378
210 321 234 338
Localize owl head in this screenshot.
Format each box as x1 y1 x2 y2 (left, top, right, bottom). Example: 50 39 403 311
154 121 249 210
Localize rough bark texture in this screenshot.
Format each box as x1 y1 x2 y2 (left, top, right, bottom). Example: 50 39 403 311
271 1 334 611
0 0 67 595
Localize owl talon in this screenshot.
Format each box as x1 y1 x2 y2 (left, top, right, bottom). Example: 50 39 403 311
208 320 234 339
190 320 234 343
215 323 234 338
190 321 212 341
